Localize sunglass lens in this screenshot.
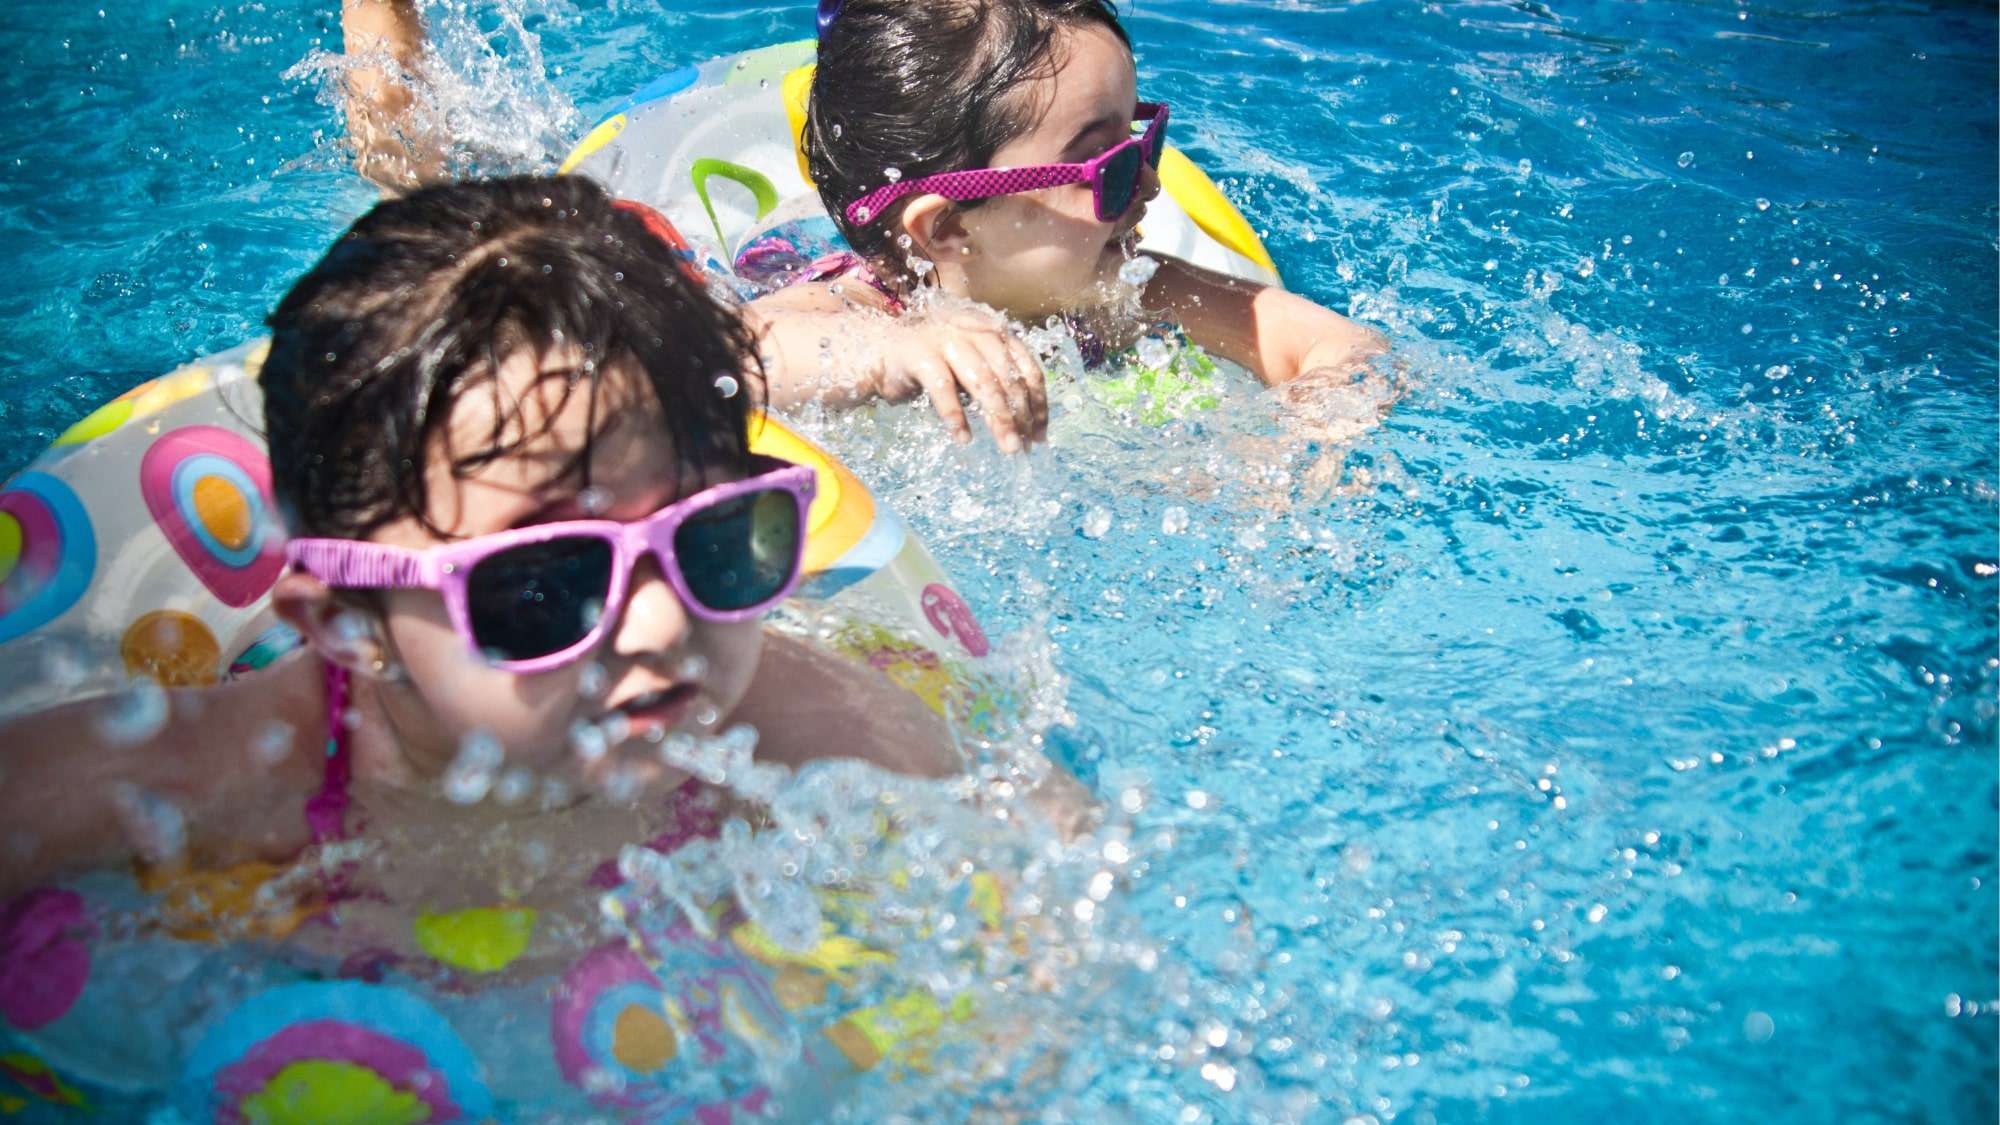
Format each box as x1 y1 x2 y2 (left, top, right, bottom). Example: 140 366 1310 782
466 536 615 662
1101 143 1143 219
674 488 802 613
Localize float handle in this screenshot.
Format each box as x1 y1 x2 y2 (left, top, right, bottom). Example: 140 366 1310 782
688 159 780 251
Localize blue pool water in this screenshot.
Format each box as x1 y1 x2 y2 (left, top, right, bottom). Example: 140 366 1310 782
1 0 1994 1120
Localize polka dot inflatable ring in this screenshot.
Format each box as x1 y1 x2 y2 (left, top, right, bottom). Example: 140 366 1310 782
139 425 285 607
176 981 493 1124
0 473 94 646
551 931 794 1117
0 50 1050 1115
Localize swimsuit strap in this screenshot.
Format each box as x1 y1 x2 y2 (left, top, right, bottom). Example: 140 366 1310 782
802 250 906 313
304 661 353 845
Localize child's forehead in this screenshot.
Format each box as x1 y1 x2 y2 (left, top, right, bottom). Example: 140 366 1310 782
452 344 648 445
1008 23 1137 146
435 347 673 501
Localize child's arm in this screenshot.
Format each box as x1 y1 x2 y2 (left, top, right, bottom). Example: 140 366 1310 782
743 284 1048 452
0 668 325 896
730 630 966 779
1140 253 1389 387
339 0 444 191
733 632 1098 837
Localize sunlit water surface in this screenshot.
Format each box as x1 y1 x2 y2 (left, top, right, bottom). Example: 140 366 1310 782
0 1 1994 1120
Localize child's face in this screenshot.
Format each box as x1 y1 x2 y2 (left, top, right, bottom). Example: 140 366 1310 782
363 347 764 782
944 24 1156 318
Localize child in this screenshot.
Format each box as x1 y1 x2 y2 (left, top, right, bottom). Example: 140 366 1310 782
0 175 964 909
333 1 1389 455
747 0 1392 451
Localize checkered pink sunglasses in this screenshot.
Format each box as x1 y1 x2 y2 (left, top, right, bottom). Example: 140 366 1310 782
844 103 1169 227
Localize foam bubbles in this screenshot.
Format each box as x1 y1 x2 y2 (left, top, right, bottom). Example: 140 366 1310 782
443 730 504 804
94 682 170 746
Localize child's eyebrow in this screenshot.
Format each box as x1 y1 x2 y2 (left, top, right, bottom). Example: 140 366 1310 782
1063 110 1130 158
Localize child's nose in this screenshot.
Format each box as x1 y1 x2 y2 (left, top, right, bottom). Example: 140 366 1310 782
610 555 693 659
1136 159 1162 206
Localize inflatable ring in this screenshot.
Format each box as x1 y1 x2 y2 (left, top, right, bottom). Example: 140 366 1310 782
560 39 1282 290
0 49 1035 1115
176 982 493 1124
549 931 794 1115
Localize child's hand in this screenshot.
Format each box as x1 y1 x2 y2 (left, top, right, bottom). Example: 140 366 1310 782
870 310 1048 452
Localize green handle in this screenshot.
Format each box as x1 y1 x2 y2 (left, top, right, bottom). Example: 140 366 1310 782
689 158 779 249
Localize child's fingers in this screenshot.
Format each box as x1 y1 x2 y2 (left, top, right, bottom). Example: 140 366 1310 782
907 356 974 443
941 340 1025 453
1001 332 1049 439
967 333 1038 446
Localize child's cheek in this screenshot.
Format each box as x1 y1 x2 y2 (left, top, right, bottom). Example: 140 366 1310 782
708 620 766 720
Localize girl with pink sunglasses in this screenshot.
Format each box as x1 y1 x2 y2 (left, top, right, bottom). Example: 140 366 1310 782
0 176 974 906
745 0 1392 451
338 0 1390 454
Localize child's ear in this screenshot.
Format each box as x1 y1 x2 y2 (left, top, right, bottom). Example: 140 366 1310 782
899 193 971 262
271 572 396 678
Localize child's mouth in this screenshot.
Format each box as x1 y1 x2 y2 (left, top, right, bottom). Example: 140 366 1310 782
608 683 699 734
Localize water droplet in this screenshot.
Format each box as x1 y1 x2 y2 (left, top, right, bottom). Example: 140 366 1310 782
253 721 297 766
1742 1011 1775 1042
577 486 613 515
1134 335 1174 369
443 731 504 804
1755 197 1771 211
1081 506 1112 539
1161 506 1190 535
493 767 534 805
95 682 170 746
569 720 609 762
883 166 902 183
713 373 740 398
831 123 843 139
111 783 185 863
577 661 609 699
1117 254 1159 288
602 765 644 803
734 863 823 952
1676 151 1695 168
677 653 709 682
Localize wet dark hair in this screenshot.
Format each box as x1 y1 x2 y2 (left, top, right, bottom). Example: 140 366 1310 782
262 174 762 541
805 0 1129 278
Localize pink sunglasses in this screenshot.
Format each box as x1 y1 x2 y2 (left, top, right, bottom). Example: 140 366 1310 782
285 457 815 673
845 102 1170 227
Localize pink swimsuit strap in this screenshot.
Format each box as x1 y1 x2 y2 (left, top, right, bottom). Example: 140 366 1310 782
305 661 353 845
802 250 906 312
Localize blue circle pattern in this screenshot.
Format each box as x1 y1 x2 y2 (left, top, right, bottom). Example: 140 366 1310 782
170 452 269 569
0 473 95 646
177 981 494 1122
